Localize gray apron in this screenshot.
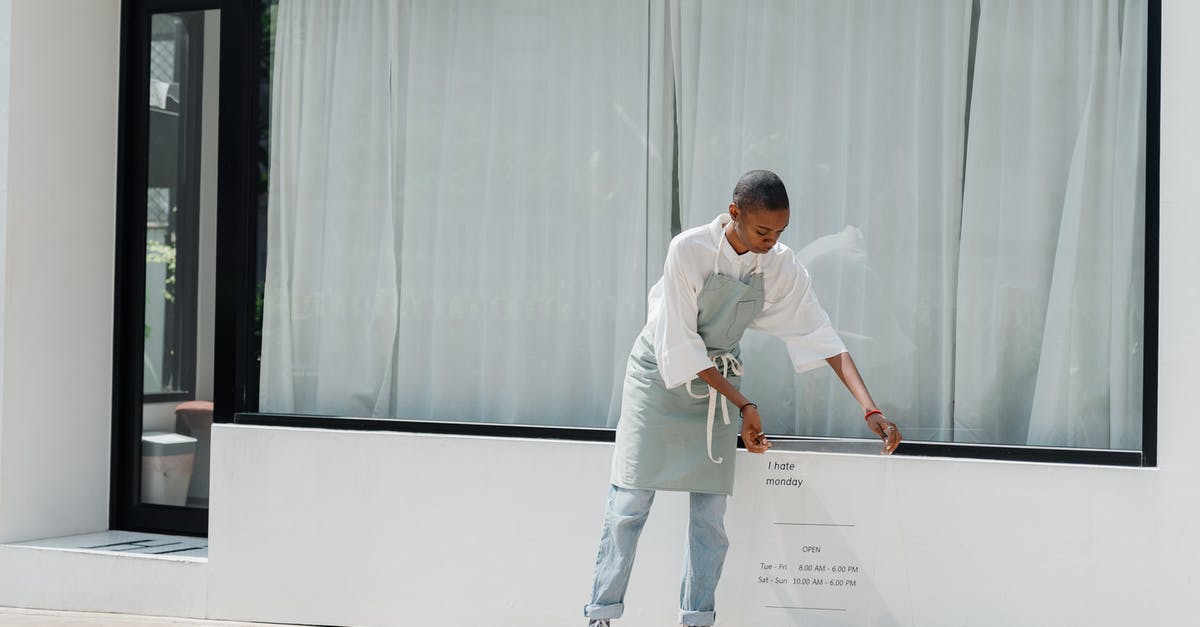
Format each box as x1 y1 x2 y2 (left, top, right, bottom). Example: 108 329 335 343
611 235 766 495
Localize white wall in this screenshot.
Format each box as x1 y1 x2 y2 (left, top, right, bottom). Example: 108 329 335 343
0 0 120 543
0 1 1197 626
204 427 1172 627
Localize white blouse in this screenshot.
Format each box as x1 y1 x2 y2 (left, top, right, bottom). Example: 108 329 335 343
646 213 847 389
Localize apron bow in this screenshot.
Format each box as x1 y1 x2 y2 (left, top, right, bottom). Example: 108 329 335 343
685 353 744 464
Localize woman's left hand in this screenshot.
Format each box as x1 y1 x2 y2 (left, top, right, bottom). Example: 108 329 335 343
866 412 902 454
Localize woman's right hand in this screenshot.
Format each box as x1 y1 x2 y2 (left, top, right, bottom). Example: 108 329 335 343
866 411 902 454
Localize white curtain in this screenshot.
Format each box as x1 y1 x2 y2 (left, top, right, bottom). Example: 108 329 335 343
260 0 651 426
955 0 1146 448
260 0 402 417
261 0 1147 448
670 0 973 440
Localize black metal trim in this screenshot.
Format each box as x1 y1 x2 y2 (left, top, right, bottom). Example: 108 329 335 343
147 0 215 11
143 391 195 405
767 437 1145 467
893 442 1144 467
231 413 1144 467
233 412 617 443
112 0 222 538
110 0 137 536
1141 0 1161 468
113 0 162 536
212 0 258 425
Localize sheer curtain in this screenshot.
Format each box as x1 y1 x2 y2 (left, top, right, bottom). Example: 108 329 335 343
955 0 1146 448
260 0 1147 448
260 0 651 426
670 0 973 440
260 0 403 417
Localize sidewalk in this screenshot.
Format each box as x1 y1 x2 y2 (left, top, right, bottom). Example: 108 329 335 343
0 608 302 627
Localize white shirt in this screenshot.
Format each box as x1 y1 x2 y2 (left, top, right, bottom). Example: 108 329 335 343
647 214 847 388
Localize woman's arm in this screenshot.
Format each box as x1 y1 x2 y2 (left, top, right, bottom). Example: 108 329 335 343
696 367 771 453
825 351 901 453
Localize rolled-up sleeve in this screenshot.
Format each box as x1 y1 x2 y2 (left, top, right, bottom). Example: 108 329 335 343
654 241 713 388
750 253 847 373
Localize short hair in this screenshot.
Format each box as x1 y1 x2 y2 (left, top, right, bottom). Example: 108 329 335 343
731 170 789 212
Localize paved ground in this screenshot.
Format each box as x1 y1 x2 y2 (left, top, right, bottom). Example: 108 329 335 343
0 608 300 626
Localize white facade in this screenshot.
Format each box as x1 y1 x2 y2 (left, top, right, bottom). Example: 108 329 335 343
0 0 118 544
0 1 1196 626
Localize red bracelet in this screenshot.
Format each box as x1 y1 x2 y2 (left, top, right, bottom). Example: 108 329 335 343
864 409 883 422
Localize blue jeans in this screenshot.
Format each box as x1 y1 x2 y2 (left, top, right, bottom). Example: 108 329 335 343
584 485 729 626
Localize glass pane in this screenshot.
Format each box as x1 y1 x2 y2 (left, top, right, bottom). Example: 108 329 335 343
254 1 650 427
145 13 188 396
140 9 219 508
251 1 1146 453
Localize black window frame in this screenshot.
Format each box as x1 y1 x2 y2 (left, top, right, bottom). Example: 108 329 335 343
112 0 226 536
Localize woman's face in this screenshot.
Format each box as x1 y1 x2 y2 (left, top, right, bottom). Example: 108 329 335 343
729 204 789 254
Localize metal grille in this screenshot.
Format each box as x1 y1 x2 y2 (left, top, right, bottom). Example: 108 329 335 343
147 188 171 227
149 40 176 83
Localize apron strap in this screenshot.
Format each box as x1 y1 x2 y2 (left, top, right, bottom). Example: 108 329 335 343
685 353 744 464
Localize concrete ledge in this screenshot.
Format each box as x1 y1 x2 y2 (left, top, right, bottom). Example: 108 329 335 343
0 543 207 619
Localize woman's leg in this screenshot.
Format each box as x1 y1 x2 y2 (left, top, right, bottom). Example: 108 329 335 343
678 491 729 626
584 485 656 621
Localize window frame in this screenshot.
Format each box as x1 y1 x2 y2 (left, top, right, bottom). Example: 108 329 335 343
112 0 226 536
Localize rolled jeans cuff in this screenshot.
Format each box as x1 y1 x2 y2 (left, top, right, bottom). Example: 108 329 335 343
678 609 716 625
584 602 624 620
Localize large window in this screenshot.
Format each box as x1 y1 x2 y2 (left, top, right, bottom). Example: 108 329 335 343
220 0 1154 465
107 0 1158 542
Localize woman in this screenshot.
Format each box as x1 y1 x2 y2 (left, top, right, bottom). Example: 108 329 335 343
583 170 901 627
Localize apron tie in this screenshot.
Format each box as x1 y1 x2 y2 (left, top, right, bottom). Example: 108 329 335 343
685 353 744 464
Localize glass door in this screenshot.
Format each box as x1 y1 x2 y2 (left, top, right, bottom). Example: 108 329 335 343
113 1 221 535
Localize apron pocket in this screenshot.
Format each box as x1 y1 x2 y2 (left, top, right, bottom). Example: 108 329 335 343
726 299 763 339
